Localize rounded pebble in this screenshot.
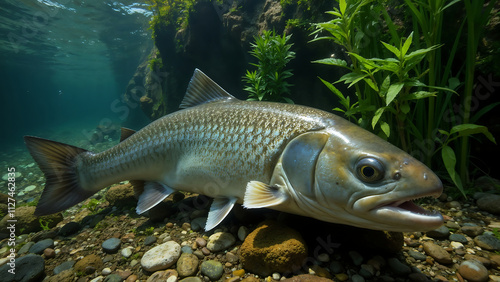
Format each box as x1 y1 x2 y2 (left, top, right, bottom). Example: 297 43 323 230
408 250 426 261
102 267 112 275
121 247 133 258
102 238 121 253
53 260 76 275
141 241 181 272
351 274 365 282
449 233 468 243
200 260 224 281
29 238 54 254
195 237 207 248
207 232 236 252
458 260 489 282
474 234 500 251
44 248 56 259
238 226 249 241
272 273 281 280
426 226 450 239
177 253 199 277
181 245 193 254
144 236 157 246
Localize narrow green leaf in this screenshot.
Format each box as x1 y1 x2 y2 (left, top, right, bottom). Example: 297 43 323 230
381 41 401 58
450 124 496 144
319 77 349 108
372 107 386 129
471 102 500 124
312 58 349 68
363 78 379 92
386 82 405 105
380 121 390 138
339 0 346 15
401 91 436 101
401 32 413 57
441 146 465 196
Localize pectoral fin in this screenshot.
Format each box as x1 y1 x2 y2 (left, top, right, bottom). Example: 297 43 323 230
243 181 287 209
205 197 238 231
136 182 175 214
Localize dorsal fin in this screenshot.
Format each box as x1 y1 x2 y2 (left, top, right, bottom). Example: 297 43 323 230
120 127 136 142
180 68 238 109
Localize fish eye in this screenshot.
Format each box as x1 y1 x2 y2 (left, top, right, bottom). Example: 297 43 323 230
356 157 385 183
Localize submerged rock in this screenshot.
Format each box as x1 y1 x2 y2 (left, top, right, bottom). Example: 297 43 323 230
106 183 137 208
240 220 307 276
200 260 224 281
477 194 500 214
74 254 103 275
141 241 181 272
206 232 236 252
0 254 45 282
458 260 489 282
0 206 62 234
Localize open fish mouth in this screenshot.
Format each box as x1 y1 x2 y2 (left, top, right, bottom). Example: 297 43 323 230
370 188 444 229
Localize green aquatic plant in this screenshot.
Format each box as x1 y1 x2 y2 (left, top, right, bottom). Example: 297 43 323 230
311 0 497 197
39 218 52 231
147 0 198 43
243 30 296 103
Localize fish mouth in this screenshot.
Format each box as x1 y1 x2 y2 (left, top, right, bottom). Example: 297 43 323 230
369 187 444 231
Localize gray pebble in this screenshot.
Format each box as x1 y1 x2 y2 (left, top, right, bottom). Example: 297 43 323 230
201 260 224 281
359 264 374 279
387 257 411 276
182 245 193 254
408 250 426 261
104 274 123 282
449 233 468 244
29 238 54 254
18 242 35 255
474 234 500 251
426 226 449 239
349 251 363 266
102 237 121 253
53 260 76 275
144 235 157 246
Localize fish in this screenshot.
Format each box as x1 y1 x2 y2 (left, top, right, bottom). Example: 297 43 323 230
24 69 444 232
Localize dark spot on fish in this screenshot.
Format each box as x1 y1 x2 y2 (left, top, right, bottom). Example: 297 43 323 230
393 172 401 180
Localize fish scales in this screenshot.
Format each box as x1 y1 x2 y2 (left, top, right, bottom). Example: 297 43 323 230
81 101 328 199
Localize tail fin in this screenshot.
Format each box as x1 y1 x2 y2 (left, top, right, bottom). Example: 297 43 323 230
24 136 95 216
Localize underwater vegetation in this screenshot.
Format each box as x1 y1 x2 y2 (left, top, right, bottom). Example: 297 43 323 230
311 0 498 197
243 30 296 103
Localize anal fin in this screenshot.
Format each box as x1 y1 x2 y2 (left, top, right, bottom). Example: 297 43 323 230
136 182 175 214
243 181 287 209
205 197 238 231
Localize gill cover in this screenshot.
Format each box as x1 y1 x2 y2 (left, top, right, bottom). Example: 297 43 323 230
281 131 330 197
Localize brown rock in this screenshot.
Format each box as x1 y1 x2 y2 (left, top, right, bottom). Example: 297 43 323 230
491 254 500 268
423 242 452 264
458 260 488 282
464 254 491 267
44 269 75 282
147 269 178 282
282 274 333 282
106 183 137 207
126 274 138 282
0 206 62 234
44 248 56 259
74 254 103 274
240 220 307 276
461 226 483 237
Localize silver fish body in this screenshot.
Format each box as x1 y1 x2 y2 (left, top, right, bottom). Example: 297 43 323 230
25 69 444 231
